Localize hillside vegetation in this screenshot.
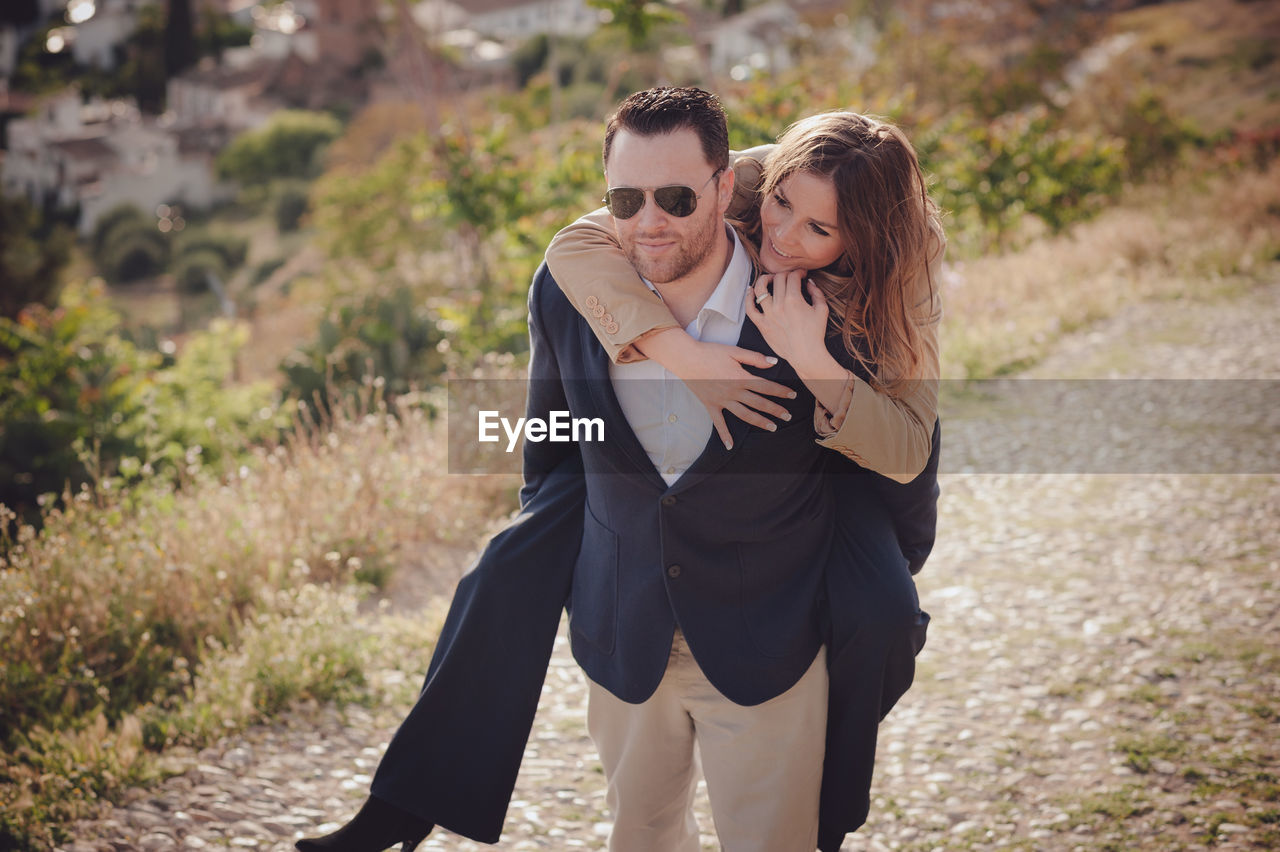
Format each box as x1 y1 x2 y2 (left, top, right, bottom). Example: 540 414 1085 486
1 0 1278 848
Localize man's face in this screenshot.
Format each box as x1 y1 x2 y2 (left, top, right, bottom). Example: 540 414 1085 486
604 128 733 285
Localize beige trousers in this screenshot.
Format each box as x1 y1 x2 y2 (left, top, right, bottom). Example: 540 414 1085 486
586 630 828 852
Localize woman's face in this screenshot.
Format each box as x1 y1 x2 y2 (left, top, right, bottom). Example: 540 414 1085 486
758 170 845 273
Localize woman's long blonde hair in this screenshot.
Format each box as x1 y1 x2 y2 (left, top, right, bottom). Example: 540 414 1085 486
737 112 942 396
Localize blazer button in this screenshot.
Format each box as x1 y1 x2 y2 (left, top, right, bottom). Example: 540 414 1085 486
667 564 682 578
585 295 599 308
592 304 606 318
661 495 677 507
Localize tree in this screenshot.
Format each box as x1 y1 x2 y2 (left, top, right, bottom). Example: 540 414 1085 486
216 111 343 186
89 203 171 284
164 0 197 79
119 3 169 113
588 0 683 49
0 0 38 27
586 0 687 108
0 194 73 320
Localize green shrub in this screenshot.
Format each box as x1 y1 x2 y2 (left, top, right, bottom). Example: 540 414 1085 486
1112 89 1204 180
0 281 284 524
90 203 149 259
0 285 156 521
274 182 310 232
918 106 1126 250
171 248 227 294
92 212 169 284
174 229 249 270
250 257 287 286
280 285 444 417
216 110 343 185
0 193 73 320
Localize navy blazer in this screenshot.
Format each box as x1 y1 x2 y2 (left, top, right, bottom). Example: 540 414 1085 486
371 262 940 850
524 261 839 706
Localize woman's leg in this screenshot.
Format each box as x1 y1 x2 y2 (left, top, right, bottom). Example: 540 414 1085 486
363 454 586 842
817 450 936 852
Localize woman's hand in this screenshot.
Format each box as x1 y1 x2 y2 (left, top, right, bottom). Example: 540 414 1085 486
635 329 796 450
745 270 834 373
746 270 850 414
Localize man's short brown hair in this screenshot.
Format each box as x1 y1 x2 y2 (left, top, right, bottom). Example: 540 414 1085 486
603 87 730 173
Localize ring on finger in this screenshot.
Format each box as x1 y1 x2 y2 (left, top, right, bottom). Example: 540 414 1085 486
754 289 772 305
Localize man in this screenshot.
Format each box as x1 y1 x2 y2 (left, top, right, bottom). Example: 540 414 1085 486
523 86 839 850
299 87 937 852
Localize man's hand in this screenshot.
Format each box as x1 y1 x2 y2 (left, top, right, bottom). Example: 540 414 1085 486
635 329 796 450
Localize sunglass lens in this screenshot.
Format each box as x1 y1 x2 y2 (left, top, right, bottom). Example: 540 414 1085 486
654 186 697 217
605 188 645 219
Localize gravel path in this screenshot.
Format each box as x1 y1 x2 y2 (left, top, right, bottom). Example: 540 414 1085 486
59 276 1280 851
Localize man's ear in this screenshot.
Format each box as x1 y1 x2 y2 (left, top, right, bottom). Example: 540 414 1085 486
716 165 736 216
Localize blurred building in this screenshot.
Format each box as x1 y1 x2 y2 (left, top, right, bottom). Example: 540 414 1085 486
69 0 148 71
308 0 383 69
463 0 599 40
705 1 800 79
166 57 283 129
2 89 231 235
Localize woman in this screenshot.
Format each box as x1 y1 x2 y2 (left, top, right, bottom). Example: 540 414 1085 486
298 111 943 852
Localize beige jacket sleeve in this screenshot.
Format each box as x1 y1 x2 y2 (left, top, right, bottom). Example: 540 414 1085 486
544 150 768 364
814 222 945 483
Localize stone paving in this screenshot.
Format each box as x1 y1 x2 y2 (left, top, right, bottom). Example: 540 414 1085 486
58 278 1279 851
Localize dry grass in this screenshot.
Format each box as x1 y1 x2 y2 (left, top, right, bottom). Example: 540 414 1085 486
1110 0 1280 133
939 158 1280 379
0 393 516 848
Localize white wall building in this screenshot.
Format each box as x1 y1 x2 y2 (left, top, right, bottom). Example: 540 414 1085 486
705 1 799 79
464 0 599 41
0 26 19 79
70 0 147 70
2 90 231 235
165 58 281 131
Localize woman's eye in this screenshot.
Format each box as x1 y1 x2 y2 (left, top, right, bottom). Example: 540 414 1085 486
809 223 830 237
773 192 790 209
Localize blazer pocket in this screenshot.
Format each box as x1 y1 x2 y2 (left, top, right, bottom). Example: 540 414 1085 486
569 501 619 654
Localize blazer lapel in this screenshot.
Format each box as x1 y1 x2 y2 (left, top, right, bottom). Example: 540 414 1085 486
578 321 668 489
669 305 791 494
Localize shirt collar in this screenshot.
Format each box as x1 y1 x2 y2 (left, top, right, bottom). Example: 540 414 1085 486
696 226 752 330
639 225 753 337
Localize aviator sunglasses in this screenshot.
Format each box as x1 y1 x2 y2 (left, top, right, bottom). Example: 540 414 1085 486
603 169 723 219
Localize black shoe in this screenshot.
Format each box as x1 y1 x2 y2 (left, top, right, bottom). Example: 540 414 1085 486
295 795 432 852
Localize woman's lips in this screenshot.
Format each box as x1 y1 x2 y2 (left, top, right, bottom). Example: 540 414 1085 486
769 238 795 260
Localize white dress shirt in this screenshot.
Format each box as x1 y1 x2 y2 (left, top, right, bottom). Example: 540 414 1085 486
609 227 753 486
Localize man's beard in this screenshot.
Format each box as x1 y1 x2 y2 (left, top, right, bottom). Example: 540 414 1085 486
622 212 720 284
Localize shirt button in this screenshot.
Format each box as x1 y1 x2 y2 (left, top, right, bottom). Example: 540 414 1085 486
665 466 676 474
661 496 677 507
667 564 682 578
668 413 678 423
